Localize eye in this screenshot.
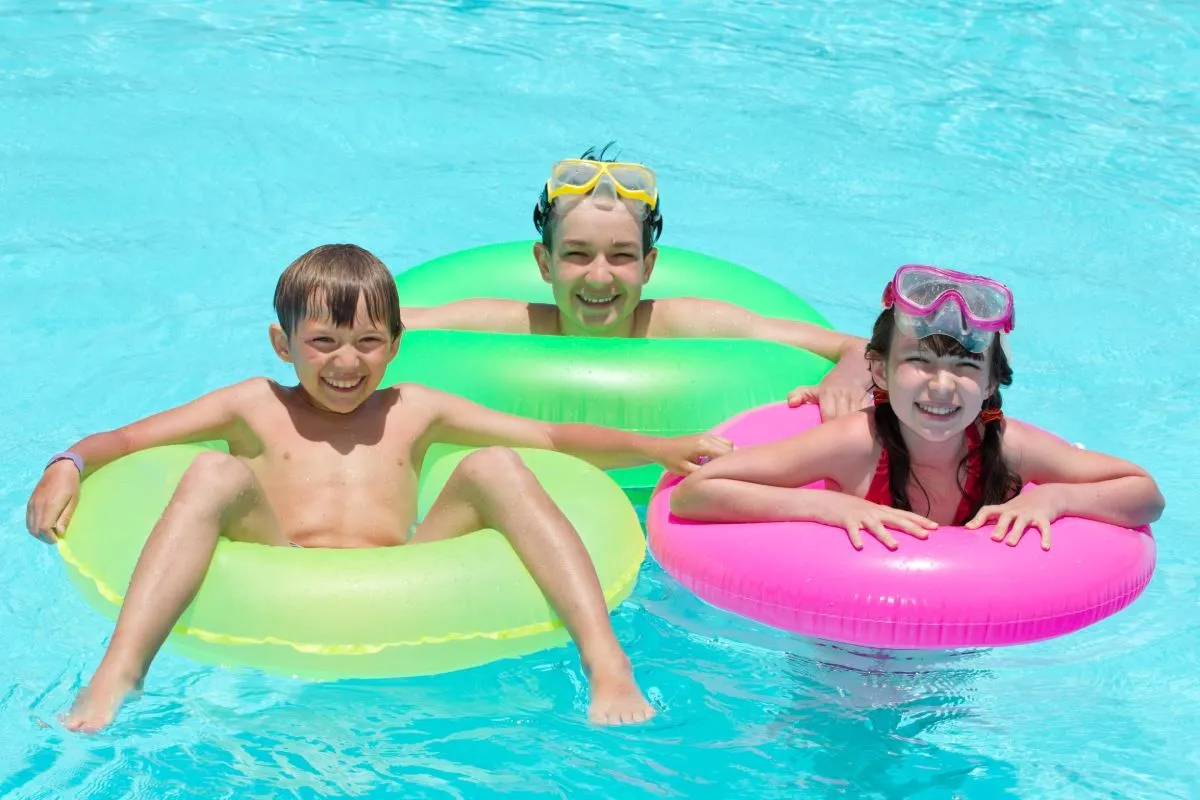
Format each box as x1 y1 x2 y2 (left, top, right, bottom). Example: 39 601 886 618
904 355 929 364
311 336 335 344
957 361 981 371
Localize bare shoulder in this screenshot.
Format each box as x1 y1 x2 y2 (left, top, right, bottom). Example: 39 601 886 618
997 417 1050 459
526 302 562 335
823 408 880 458
210 376 278 414
385 382 446 417
762 407 876 465
997 417 1076 472
644 297 748 337
404 298 537 334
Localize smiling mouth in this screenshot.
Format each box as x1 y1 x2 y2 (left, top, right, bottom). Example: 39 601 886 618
322 376 365 393
577 293 618 306
916 402 960 418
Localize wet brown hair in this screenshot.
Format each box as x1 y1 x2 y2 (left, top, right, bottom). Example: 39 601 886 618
273 244 403 339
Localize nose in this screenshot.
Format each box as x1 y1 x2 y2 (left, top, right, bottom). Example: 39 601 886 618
582 260 616 288
928 367 956 395
331 344 360 370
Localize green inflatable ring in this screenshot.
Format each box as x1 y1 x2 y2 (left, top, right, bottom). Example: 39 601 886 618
386 241 835 504
58 445 644 679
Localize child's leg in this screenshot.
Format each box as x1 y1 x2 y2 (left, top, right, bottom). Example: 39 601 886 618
64 452 286 733
411 447 654 726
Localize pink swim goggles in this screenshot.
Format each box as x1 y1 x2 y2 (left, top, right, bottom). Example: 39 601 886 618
882 264 1015 353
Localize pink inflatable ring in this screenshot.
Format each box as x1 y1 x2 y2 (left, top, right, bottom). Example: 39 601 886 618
647 403 1156 649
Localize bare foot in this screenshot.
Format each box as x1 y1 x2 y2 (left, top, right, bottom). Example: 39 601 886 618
61 672 143 733
586 661 656 726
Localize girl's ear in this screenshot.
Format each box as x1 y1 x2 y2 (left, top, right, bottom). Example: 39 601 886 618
869 355 887 393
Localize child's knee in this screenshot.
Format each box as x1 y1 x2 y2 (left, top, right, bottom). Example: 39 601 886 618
454 447 531 488
179 451 257 501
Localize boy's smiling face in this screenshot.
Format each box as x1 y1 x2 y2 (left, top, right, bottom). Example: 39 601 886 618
534 197 658 337
270 292 400 413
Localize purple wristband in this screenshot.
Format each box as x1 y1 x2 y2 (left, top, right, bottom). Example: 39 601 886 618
46 451 84 475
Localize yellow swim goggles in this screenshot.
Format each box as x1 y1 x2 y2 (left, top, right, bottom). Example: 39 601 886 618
545 159 659 209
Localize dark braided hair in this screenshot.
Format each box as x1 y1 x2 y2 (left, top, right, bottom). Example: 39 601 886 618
866 307 1022 520
533 142 663 256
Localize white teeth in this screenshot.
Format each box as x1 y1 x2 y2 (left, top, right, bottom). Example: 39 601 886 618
324 378 362 389
917 403 957 416
578 294 617 305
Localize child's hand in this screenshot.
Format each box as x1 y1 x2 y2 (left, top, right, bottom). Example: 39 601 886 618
25 461 81 545
788 359 872 421
964 485 1062 551
821 494 937 551
653 434 734 475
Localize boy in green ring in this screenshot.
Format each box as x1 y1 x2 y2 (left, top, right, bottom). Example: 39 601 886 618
404 144 873 420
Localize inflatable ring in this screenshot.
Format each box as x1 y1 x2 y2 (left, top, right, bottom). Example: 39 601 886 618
385 241 836 504
58 445 645 678
647 403 1156 648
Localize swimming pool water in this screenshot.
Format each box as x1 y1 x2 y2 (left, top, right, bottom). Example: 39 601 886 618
2 1 1198 797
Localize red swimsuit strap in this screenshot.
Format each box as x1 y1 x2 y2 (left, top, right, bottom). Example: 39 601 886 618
865 424 985 525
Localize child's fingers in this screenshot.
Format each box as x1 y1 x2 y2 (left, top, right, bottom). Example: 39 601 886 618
54 496 78 537
964 506 995 529
817 393 836 422
1038 520 1052 551
787 386 817 408
902 510 939 529
990 512 1015 542
845 525 865 551
711 436 734 453
865 520 899 551
27 501 54 544
1004 516 1032 547
885 514 930 538
33 519 57 545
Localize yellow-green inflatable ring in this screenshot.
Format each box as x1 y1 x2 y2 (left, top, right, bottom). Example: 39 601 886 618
58 444 645 679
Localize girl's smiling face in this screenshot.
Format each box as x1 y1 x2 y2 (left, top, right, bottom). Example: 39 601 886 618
875 330 993 443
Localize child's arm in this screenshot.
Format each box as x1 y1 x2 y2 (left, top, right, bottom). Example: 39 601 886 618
655 298 858 361
671 413 937 550
416 385 732 473
966 419 1165 549
402 299 537 334
25 379 256 543
653 299 872 419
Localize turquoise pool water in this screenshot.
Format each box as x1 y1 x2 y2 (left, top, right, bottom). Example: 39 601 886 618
3 1 1197 797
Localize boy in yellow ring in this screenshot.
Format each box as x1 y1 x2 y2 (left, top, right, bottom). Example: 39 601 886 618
403 144 872 420
25 244 732 732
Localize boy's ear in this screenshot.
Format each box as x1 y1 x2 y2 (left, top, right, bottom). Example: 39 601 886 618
533 242 553 283
269 323 293 363
641 246 658 285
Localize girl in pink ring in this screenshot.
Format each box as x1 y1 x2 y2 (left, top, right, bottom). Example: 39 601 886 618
670 265 1164 551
